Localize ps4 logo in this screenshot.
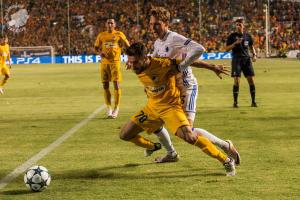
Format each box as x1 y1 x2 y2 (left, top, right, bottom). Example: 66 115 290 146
201 52 232 60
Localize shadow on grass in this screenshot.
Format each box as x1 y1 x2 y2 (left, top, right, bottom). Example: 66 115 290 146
53 162 224 180
1 189 31 195
0 164 224 196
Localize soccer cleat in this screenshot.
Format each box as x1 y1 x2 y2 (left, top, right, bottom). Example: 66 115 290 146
111 107 119 119
154 151 179 163
225 140 241 165
144 143 161 157
0 88 4 94
233 102 238 108
106 107 112 118
224 158 236 176
251 102 257 107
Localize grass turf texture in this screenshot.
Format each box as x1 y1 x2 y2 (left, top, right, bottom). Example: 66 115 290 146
0 59 299 199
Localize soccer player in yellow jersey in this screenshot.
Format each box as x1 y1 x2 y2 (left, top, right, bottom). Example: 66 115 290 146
145 6 240 164
94 18 130 118
120 42 237 176
0 35 11 95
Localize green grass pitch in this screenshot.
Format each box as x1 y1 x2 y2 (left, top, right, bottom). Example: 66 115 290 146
0 59 299 199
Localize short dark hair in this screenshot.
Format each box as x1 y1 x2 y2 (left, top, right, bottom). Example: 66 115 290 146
150 7 170 23
235 18 244 24
106 18 115 22
126 42 147 57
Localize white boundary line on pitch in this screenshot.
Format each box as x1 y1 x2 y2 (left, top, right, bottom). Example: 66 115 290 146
0 105 105 190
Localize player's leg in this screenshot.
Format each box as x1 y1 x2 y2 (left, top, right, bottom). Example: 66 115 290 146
119 120 160 151
192 128 240 165
176 125 236 176
231 58 241 107
182 85 198 127
150 85 199 163
246 76 257 107
233 77 240 107
111 63 122 118
100 64 112 117
162 107 236 175
150 83 199 161
176 125 227 162
180 85 240 163
243 58 257 107
102 81 112 117
151 126 178 161
127 106 164 156
112 81 121 118
0 68 10 94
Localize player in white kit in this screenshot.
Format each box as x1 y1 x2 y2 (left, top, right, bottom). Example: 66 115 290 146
147 7 240 165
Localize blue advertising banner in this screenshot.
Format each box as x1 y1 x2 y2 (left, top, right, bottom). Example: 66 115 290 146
10 52 232 65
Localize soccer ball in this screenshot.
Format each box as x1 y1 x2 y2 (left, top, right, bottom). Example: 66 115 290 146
24 165 51 192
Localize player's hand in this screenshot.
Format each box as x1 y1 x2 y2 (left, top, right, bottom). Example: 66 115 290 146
252 55 257 62
212 64 230 79
125 61 132 70
9 64 12 69
100 51 108 59
106 51 115 59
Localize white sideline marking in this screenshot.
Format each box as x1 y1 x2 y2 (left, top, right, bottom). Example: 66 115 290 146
0 105 105 190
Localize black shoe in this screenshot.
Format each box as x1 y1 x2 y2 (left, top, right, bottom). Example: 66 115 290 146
251 102 257 107
233 103 238 108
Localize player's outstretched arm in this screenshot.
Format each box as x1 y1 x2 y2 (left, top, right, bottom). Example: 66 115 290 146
176 59 229 79
178 40 205 70
192 60 230 79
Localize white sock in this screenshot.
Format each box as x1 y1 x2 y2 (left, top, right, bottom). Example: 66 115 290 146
155 127 176 154
193 128 229 151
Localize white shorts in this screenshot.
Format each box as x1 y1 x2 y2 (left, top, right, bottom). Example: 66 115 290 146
180 85 198 122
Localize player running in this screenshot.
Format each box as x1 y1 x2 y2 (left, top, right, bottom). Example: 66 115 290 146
147 7 240 164
120 42 236 176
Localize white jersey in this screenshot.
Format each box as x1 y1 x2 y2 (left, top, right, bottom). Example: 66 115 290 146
152 31 205 89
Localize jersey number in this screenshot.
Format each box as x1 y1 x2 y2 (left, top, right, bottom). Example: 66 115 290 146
136 111 148 123
181 95 186 105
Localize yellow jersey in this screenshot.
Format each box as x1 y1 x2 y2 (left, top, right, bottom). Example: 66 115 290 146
94 30 129 64
0 44 10 68
137 57 181 106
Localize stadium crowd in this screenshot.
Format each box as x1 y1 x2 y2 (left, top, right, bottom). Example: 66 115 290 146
3 0 300 56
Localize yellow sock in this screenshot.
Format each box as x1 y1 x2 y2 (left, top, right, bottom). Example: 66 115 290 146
130 135 155 150
194 135 227 163
103 89 111 107
114 89 121 108
0 78 8 87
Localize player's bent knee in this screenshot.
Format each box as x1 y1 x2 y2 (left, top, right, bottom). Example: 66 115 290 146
184 132 198 144
175 125 197 144
119 132 129 141
119 128 131 141
119 121 143 141
119 125 131 141
153 127 163 135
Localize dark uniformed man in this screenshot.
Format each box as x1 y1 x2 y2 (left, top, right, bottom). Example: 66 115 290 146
226 18 257 108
